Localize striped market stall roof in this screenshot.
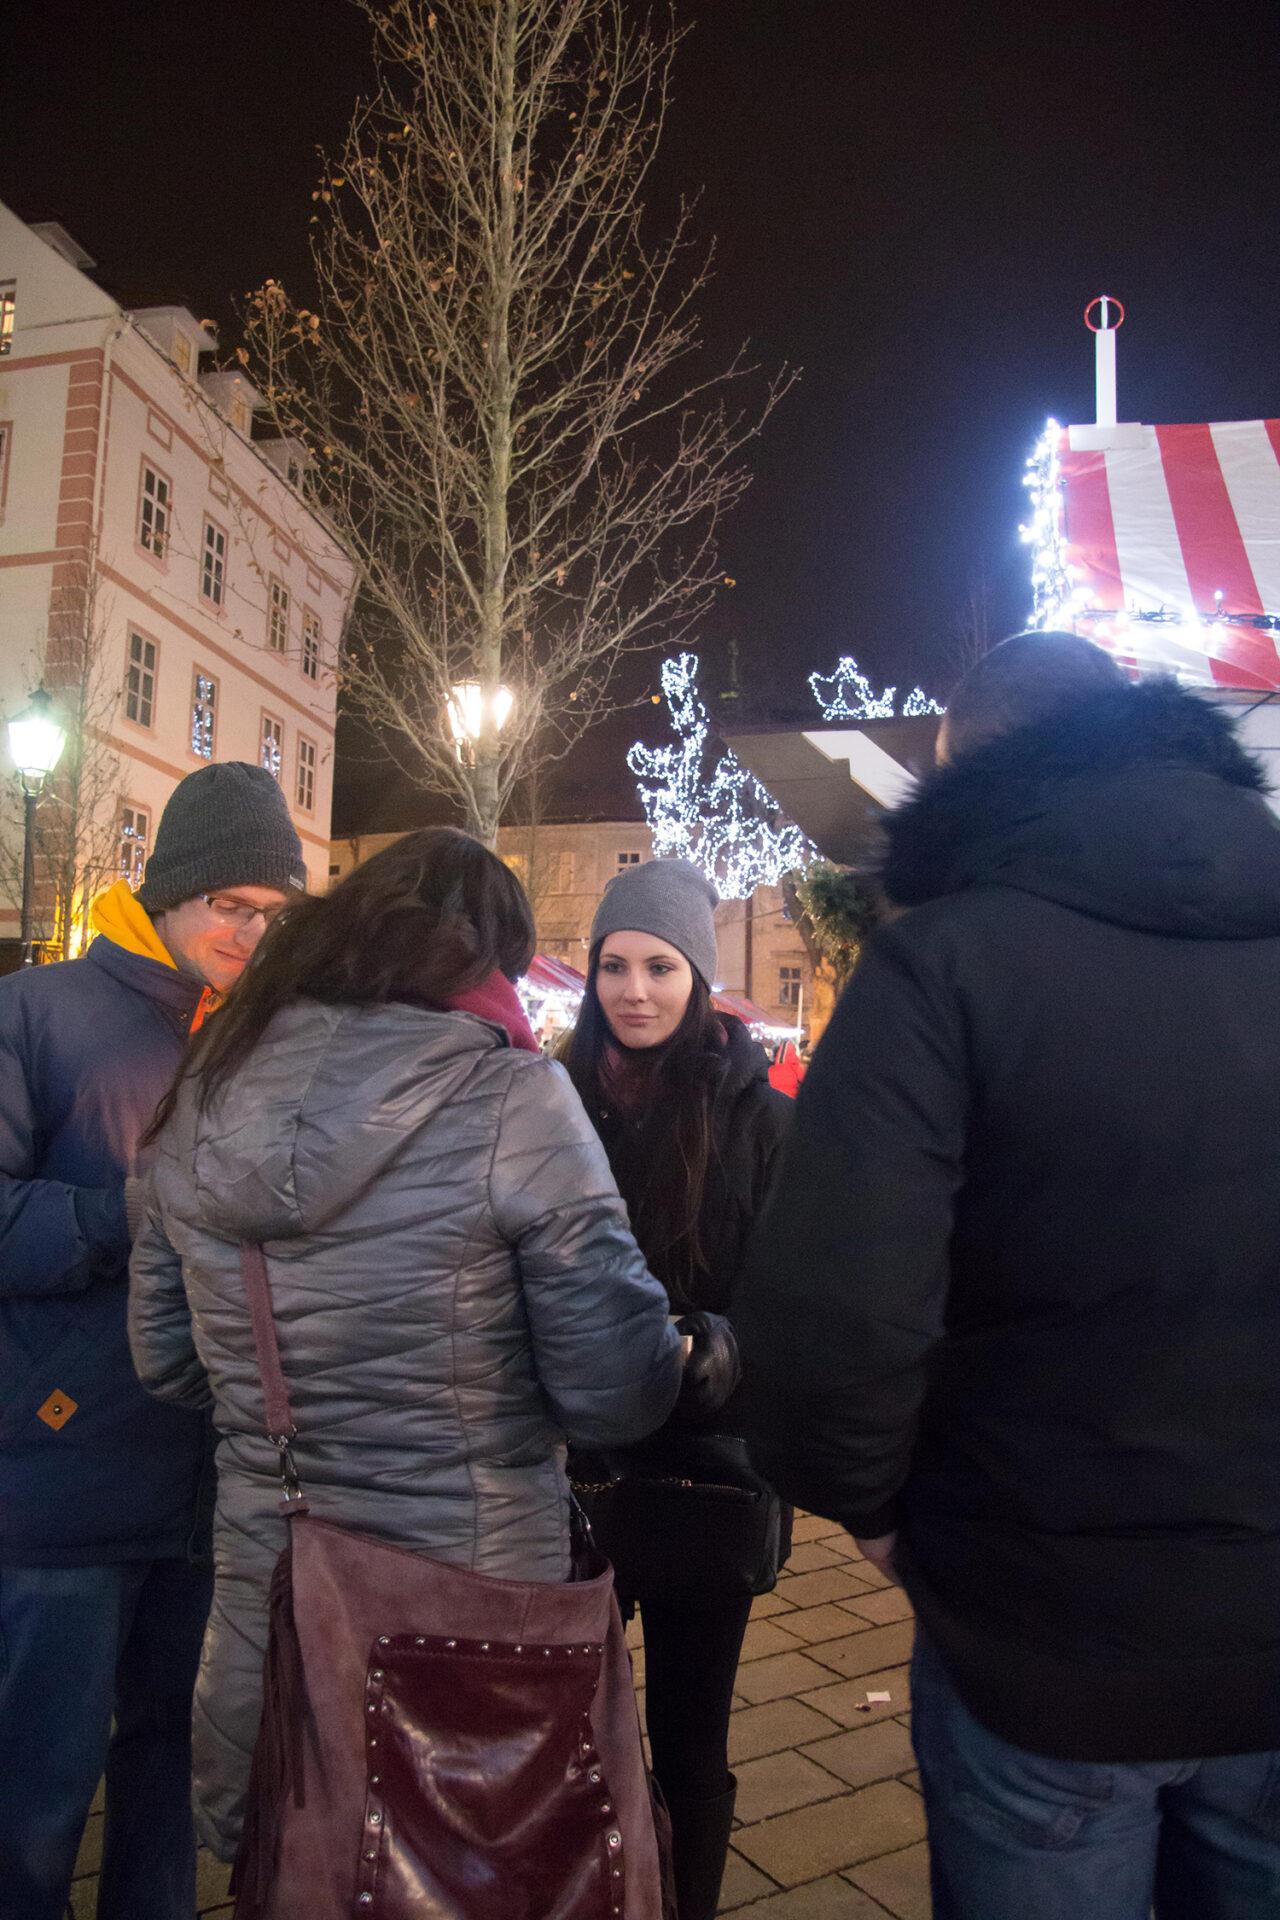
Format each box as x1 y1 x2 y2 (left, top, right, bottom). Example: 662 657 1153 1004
1028 419 1280 689
711 989 775 1027
525 953 588 995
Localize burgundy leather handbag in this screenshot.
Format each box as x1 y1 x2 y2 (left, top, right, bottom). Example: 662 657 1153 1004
232 1244 673 1920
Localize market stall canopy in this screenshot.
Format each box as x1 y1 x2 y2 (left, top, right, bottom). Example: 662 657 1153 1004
525 953 587 994
1035 418 1280 689
720 716 941 869
711 988 775 1027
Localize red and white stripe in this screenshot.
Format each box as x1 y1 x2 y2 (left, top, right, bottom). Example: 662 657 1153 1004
1058 420 1280 689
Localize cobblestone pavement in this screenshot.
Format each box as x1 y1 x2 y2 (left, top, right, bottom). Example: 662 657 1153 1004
69 1515 929 1919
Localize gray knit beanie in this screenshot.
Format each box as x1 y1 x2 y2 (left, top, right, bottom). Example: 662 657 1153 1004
590 857 719 987
135 762 307 911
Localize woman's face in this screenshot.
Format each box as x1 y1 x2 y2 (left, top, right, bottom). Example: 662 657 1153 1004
596 931 695 1049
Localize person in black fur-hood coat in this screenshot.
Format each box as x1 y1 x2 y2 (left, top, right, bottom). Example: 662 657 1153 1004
733 633 1280 1919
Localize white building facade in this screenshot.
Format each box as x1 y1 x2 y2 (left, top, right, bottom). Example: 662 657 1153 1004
0 204 355 950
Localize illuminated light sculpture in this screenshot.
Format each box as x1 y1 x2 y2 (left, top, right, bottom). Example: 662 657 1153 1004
628 654 814 900
6 687 67 966
809 657 945 721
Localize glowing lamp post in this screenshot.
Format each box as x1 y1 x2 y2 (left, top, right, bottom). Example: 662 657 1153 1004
7 688 67 965
447 681 514 766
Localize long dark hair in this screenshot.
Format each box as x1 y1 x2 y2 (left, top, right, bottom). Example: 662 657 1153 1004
148 827 535 1137
564 943 727 1309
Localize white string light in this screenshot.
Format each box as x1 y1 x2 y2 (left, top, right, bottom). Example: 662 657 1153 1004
628 653 814 900
809 658 945 721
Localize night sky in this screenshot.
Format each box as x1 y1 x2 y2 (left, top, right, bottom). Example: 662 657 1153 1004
6 0 1280 815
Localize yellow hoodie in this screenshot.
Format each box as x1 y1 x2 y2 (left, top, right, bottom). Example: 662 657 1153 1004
89 878 218 1029
90 878 177 967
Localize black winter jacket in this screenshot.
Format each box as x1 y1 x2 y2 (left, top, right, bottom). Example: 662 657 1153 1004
585 1015 792 1323
734 680 1280 1763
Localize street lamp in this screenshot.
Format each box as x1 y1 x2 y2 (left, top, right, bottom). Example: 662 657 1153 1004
7 687 67 965
447 681 514 765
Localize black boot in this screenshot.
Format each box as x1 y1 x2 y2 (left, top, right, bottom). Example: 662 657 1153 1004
664 1776 738 1920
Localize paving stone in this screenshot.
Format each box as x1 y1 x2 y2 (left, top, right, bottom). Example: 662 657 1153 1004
799 1718 917 1789
902 1770 922 1793
733 1749 848 1825
740 1617 807 1661
818 1535 866 1562
845 1840 932 1919
69 1882 96 1920
773 1568 875 1609
752 1589 798 1617
779 1604 877 1647
806 1624 916 1680
734 1781 927 1887
734 1650 844 1705
728 1697 843 1765
197 1854 233 1907
626 1614 645 1648
783 1541 850 1574
790 1513 849 1545
798 1666 912 1729
841 1588 915 1627
722 1874 890 1918
718 1847 778 1910
73 1814 102 1875
847 1562 892 1590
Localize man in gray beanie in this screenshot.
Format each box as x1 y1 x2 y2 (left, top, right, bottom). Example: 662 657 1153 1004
0 761 305 1920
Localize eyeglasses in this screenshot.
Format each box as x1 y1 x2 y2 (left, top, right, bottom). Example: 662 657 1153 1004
200 893 286 930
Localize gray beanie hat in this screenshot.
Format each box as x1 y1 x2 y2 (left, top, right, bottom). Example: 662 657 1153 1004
135 761 307 911
590 857 719 987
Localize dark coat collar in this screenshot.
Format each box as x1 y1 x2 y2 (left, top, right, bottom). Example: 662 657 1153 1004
881 679 1280 938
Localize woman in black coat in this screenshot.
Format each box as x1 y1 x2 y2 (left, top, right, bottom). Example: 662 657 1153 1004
565 857 792 1920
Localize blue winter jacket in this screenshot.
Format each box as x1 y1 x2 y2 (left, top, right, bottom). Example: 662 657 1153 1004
0 933 211 1564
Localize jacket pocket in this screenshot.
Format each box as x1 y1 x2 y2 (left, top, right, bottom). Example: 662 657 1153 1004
0 1315 95 1445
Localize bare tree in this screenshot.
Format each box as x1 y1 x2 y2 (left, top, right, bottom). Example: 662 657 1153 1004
0 546 124 958
950 561 994 683
242 0 791 845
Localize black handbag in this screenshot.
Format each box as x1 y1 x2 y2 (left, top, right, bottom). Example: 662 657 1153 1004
572 1431 786 1600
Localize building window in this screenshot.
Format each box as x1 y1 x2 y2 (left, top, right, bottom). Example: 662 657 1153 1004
191 671 218 759
295 735 316 812
301 608 321 681
267 577 290 653
138 463 170 559
200 519 226 607
778 965 802 1008
119 804 150 887
172 332 193 376
0 284 14 356
124 630 157 728
260 712 283 779
231 397 251 436
616 850 642 871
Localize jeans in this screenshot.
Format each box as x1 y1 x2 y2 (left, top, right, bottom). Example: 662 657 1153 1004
911 1628 1280 1920
0 1556 213 1920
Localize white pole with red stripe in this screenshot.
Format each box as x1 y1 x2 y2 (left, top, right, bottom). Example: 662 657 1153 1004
1085 295 1124 429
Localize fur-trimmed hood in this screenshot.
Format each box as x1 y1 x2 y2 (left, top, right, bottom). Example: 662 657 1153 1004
882 678 1280 938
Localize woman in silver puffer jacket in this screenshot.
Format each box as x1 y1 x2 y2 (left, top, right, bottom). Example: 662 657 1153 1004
128 829 685 1861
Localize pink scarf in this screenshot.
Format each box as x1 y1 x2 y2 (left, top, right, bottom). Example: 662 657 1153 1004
441 971 540 1054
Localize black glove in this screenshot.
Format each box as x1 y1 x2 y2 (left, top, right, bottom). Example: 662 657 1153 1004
674 1311 742 1418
